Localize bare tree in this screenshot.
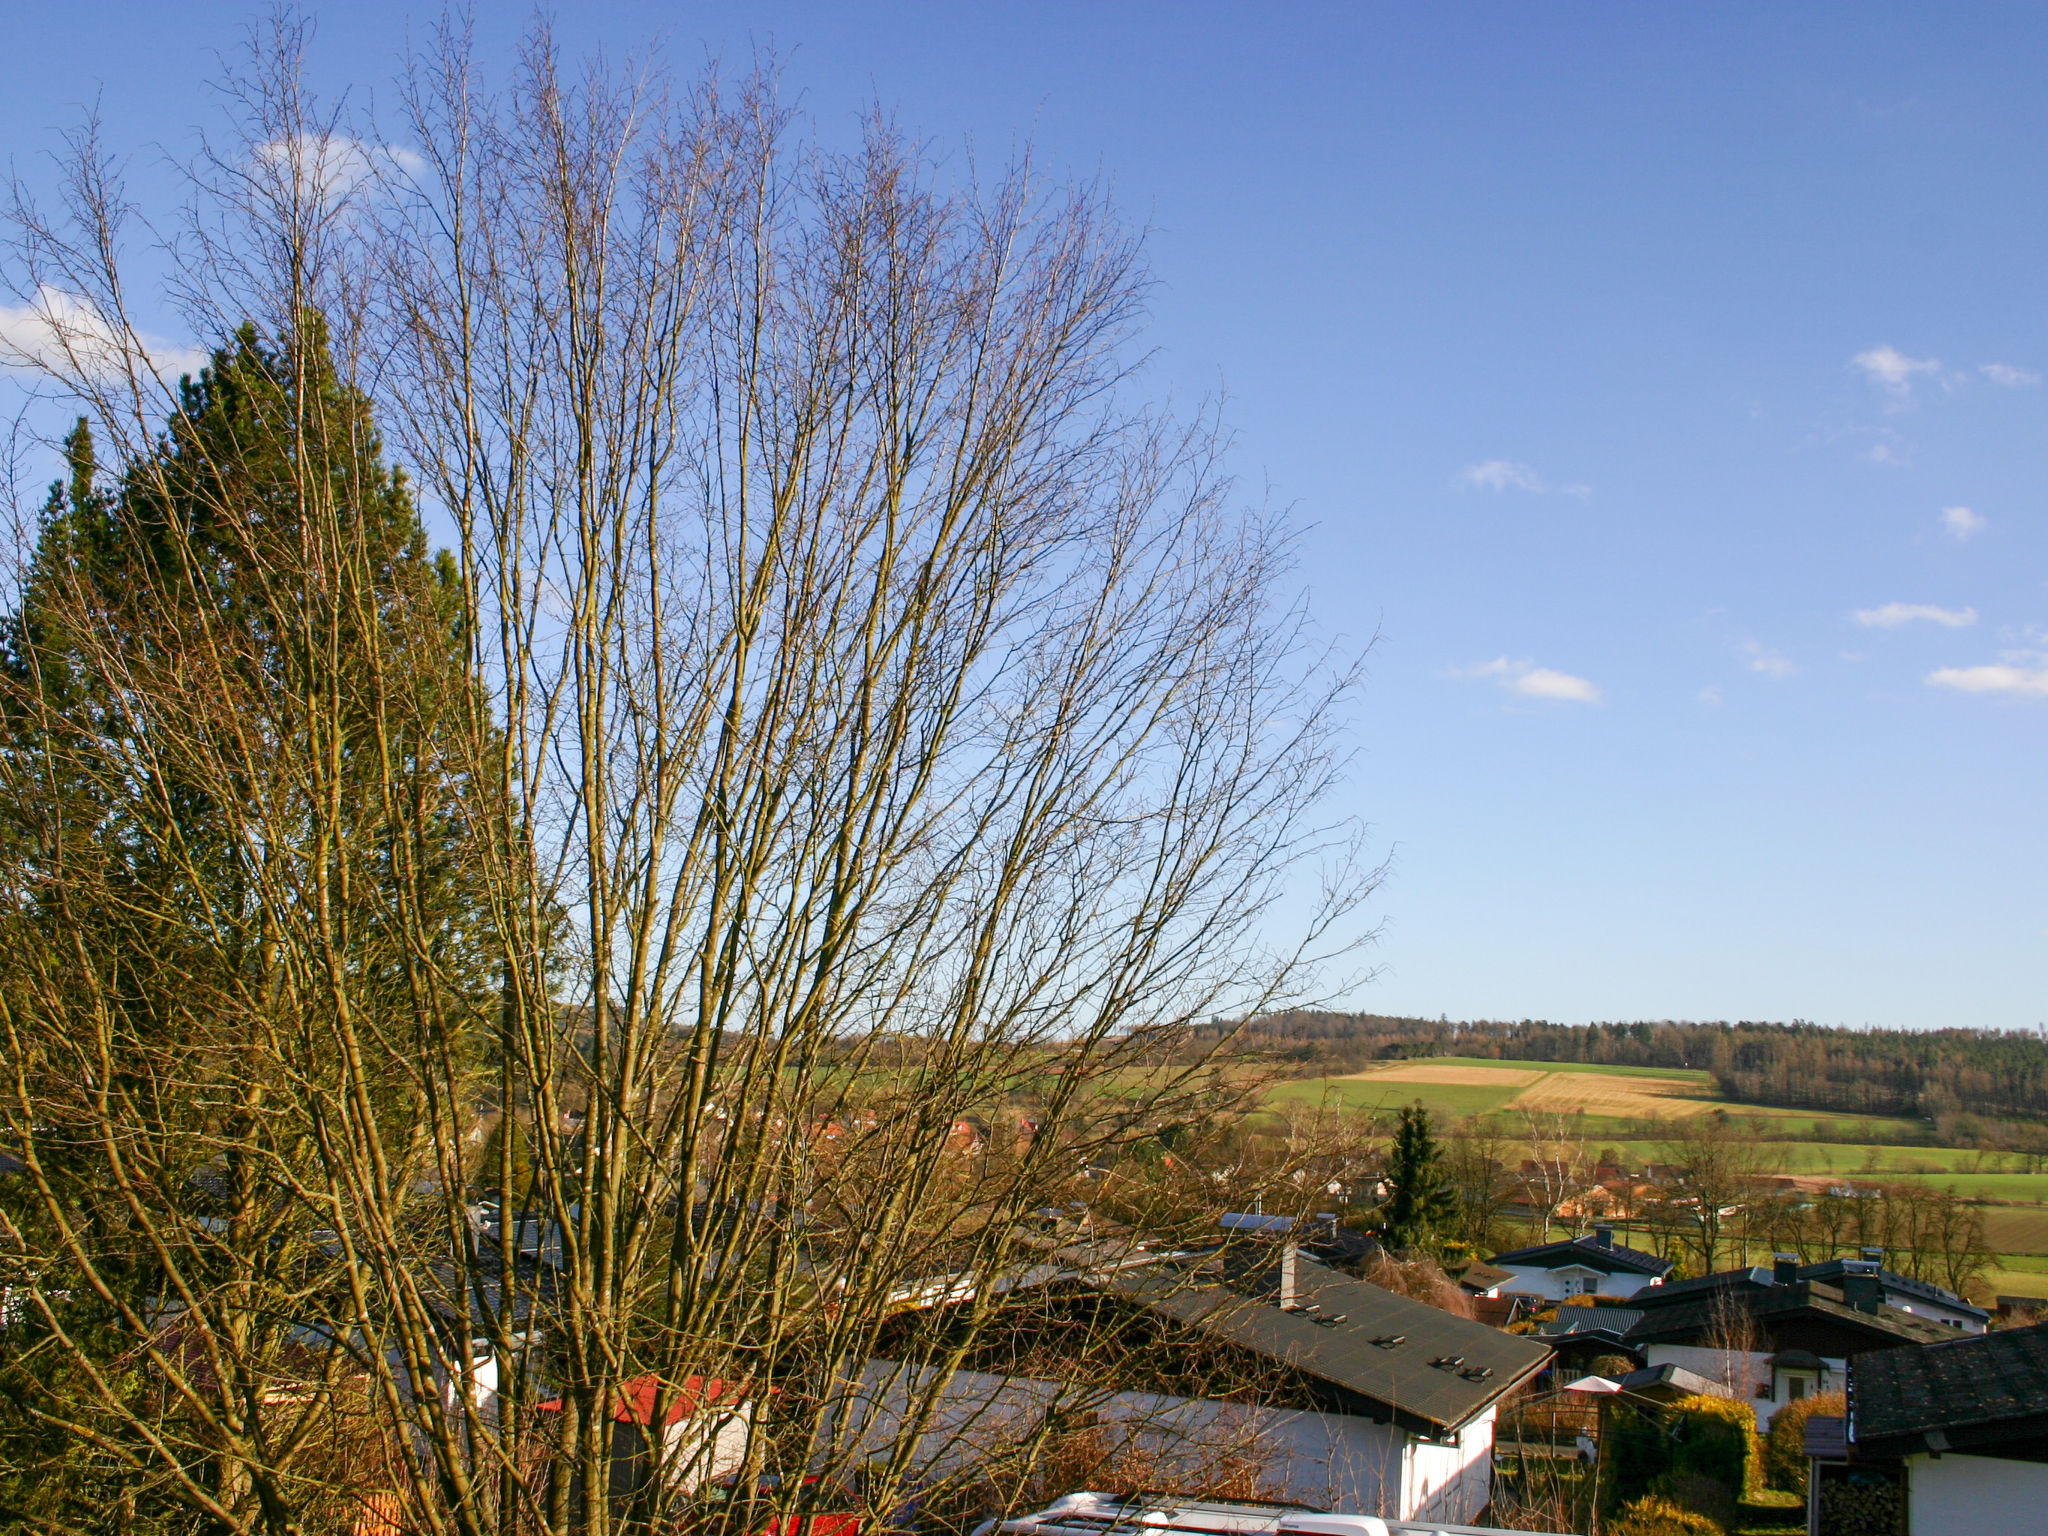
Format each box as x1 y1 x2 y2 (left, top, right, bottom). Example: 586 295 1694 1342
1650 1113 1768 1278
1515 1111 1587 1242
0 17 1375 1536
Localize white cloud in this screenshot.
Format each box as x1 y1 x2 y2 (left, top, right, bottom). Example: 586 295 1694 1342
1927 653 2048 697
1853 602 1978 629
1981 362 2042 388
1458 459 1547 493
1853 344 1941 395
1865 440 1908 466
254 134 423 206
1742 641 1795 678
1458 656 1602 703
0 284 206 383
1698 684 1724 707
1941 505 1987 541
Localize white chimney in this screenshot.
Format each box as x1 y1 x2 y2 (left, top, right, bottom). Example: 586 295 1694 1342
1281 1241 1300 1310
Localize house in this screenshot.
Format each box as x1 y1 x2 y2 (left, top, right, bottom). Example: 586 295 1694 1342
1533 1306 1646 1380
1997 1294 2048 1324
842 1248 1550 1526
1217 1212 1382 1275
1456 1261 1514 1299
1803 1321 2048 1536
1619 1254 1952 1428
1469 1295 1528 1330
1487 1226 1673 1300
1793 1251 1986 1333
537 1373 755 1516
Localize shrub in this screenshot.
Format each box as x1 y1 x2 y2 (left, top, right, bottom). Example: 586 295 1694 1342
1608 1494 1725 1536
1665 1392 1763 1499
1764 1388 1845 1494
1603 1404 1671 1513
1361 1253 1474 1317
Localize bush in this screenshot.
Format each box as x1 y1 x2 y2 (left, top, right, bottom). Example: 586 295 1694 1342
1764 1388 1845 1494
1665 1392 1763 1499
1608 1494 1725 1536
1603 1404 1672 1513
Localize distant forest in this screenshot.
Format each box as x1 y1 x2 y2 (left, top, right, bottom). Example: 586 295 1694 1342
1192 1012 2048 1126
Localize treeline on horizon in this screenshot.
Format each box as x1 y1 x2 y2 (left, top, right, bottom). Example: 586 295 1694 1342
1190 1011 2048 1126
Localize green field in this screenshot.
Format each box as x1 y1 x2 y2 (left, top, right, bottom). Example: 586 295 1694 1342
1409 1056 1719 1084
1263 1058 1925 1142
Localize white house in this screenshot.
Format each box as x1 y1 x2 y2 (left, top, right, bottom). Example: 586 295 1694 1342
1487 1227 1673 1301
837 1251 1550 1527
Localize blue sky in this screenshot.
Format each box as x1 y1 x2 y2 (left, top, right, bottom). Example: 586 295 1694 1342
4 4 2045 1031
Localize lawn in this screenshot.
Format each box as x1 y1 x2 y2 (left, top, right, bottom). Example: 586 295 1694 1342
1263 1074 1526 1120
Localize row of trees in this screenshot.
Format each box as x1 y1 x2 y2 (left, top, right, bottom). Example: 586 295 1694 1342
1202 1011 2048 1128
1285 1099 1995 1297
0 18 1370 1536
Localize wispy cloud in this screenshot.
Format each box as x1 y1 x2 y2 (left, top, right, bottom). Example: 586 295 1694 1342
1853 602 1978 629
1458 459 1547 493
1928 653 2048 698
1742 641 1795 678
1698 684 1724 707
1455 460 1592 499
1941 505 1987 541
1456 656 1602 703
1853 344 1941 396
0 284 206 383
1981 362 2042 388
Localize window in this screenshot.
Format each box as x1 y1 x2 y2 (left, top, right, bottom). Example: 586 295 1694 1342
1582 1276 1599 1295
1755 1379 1772 1399
1787 1377 1807 1401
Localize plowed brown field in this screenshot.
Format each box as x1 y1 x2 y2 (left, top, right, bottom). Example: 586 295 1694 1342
1507 1071 1718 1119
1341 1062 1546 1087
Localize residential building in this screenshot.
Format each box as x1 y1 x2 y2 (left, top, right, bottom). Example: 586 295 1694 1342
537 1374 755 1515
1487 1227 1673 1300
1804 1321 2048 1536
843 1249 1550 1526
1794 1251 1987 1333
1620 1254 1952 1428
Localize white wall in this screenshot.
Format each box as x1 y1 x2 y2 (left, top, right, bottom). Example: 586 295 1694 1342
1399 1408 1496 1525
1497 1263 1659 1301
659 1401 754 1493
830 1360 1497 1524
1906 1452 2048 1536
1638 1345 1845 1428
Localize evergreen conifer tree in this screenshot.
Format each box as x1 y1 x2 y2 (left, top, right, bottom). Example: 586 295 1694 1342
1377 1101 1460 1254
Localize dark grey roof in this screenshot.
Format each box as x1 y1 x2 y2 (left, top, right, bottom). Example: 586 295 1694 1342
1489 1233 1672 1278
1111 1254 1550 1435
1851 1322 2048 1454
1540 1308 1645 1338
1626 1268 1951 1351
1795 1259 1988 1321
